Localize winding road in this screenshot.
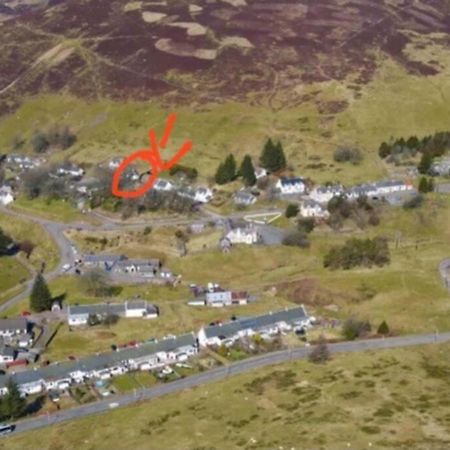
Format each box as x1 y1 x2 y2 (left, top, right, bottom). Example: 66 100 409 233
0 204 283 312
6 331 450 436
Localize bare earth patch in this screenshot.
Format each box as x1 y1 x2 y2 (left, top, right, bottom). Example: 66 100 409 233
168 22 207 36
221 36 254 49
142 11 167 23
155 38 217 60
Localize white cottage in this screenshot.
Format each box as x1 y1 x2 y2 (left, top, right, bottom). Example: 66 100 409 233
276 177 306 195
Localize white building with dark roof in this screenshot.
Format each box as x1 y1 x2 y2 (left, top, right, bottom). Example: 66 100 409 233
234 191 257 206
198 306 311 347
276 177 306 195
0 318 28 338
300 199 329 219
309 185 344 204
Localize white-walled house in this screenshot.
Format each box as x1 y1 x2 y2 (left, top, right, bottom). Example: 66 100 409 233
0 347 16 364
309 185 344 204
0 319 28 338
234 191 257 206
67 301 159 326
225 226 260 245
0 186 14 205
347 180 413 200
276 177 306 195
153 179 174 192
300 199 329 219
197 306 311 347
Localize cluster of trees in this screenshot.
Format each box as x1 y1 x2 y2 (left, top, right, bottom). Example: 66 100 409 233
326 195 380 231
260 138 287 173
21 166 74 200
342 318 371 340
418 176 434 194
333 147 362 164
214 154 256 186
282 218 315 248
378 132 450 172
169 164 198 181
30 273 53 312
0 380 26 421
323 236 390 270
30 127 77 153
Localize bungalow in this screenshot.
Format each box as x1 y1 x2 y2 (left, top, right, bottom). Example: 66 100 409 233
204 290 249 307
234 191 257 206
276 177 306 195
82 254 126 271
347 180 413 201
113 259 161 277
153 179 174 192
0 186 14 205
197 306 311 347
0 346 16 364
67 301 159 326
0 318 28 338
309 185 344 204
346 183 377 200
300 199 329 219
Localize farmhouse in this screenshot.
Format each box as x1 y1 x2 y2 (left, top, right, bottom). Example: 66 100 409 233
0 318 28 338
300 199 329 219
0 186 14 205
276 177 306 195
224 221 260 245
197 306 311 347
67 301 159 326
309 185 344 204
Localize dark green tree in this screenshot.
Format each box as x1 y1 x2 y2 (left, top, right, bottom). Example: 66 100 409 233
260 139 287 172
31 132 49 153
223 154 237 181
285 203 299 218
30 273 52 312
377 320 390 335
418 176 434 194
214 162 228 185
418 151 433 174
240 155 256 186
0 379 26 420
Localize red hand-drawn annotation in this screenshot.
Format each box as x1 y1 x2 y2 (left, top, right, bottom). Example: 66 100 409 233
111 113 192 199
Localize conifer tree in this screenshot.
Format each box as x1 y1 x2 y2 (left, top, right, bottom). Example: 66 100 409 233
30 272 52 312
223 154 237 181
418 151 433 174
240 155 256 186
0 379 26 420
260 138 287 172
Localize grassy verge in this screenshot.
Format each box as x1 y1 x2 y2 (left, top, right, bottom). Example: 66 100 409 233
3 343 450 449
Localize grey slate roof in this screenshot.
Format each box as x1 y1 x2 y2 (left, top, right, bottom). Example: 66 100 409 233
279 177 304 186
68 303 125 316
203 306 308 339
0 333 196 389
83 254 126 264
0 318 28 332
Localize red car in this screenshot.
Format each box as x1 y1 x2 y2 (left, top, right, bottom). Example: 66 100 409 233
21 311 31 317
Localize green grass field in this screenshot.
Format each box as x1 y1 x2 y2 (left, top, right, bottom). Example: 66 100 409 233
2 53 450 187
0 212 60 271
0 258 29 299
3 342 450 450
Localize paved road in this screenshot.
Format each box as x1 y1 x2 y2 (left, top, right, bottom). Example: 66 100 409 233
0 204 282 312
438 259 450 292
7 331 450 437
